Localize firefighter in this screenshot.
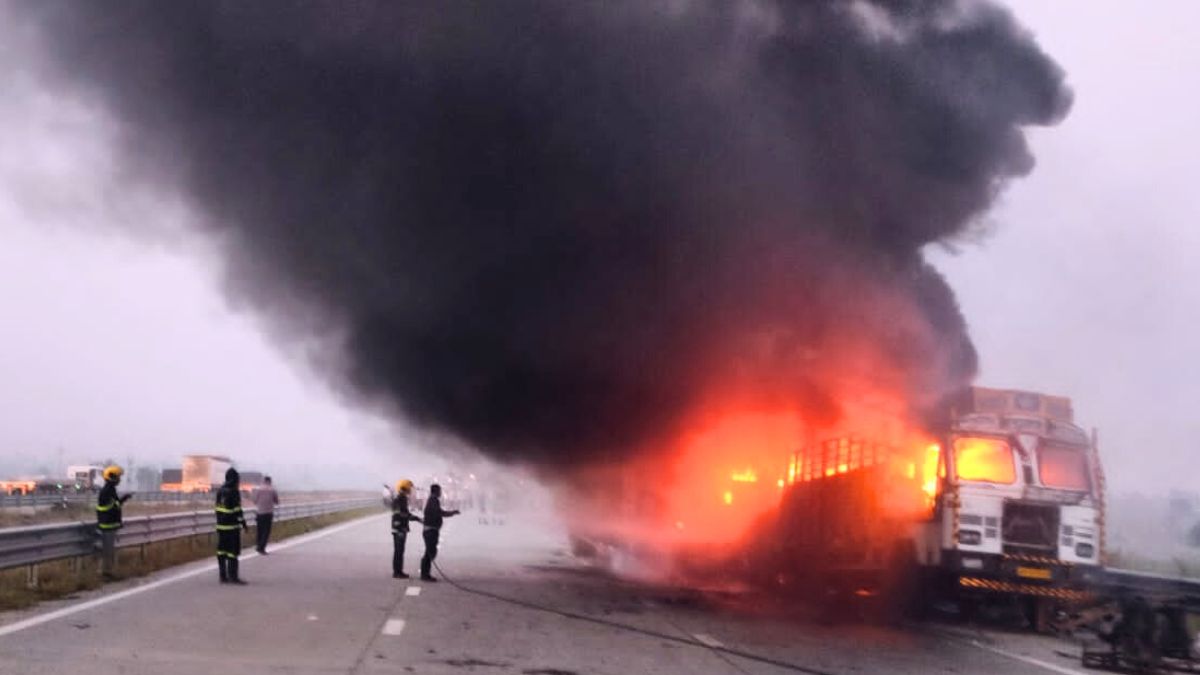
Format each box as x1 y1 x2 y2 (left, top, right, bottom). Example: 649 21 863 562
215 467 249 584
390 479 423 578
419 483 460 582
95 464 133 578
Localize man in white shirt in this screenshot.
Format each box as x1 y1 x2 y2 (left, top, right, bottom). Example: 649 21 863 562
252 476 280 554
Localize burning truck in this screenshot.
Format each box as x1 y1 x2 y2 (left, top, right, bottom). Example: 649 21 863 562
569 386 1105 623
747 386 1104 621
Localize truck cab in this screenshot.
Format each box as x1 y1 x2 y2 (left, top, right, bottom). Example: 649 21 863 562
933 387 1103 601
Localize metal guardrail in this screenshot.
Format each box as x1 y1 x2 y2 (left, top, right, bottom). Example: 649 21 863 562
1098 567 1200 605
0 491 269 508
0 498 380 571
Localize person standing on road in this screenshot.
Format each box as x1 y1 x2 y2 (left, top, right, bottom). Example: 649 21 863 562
390 479 422 579
252 475 279 554
420 483 460 582
215 468 249 584
95 464 133 579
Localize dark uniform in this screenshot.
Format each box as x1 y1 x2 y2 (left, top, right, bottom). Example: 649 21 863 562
96 477 130 576
391 492 421 578
215 468 248 584
420 485 459 581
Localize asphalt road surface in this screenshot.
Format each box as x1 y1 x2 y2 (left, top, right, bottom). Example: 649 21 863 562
0 511 1093 674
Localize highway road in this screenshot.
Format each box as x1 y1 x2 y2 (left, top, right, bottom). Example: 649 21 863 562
0 511 1093 674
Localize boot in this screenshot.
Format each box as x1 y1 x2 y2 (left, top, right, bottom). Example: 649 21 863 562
229 558 247 585
218 556 229 583
420 562 437 581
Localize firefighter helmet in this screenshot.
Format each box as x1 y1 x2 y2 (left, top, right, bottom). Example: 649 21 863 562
102 465 123 481
396 479 414 493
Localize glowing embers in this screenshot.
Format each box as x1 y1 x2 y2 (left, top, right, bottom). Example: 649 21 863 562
953 437 1016 484
663 411 798 544
730 469 758 483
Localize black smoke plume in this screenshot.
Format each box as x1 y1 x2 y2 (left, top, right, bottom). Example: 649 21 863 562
13 1 1070 466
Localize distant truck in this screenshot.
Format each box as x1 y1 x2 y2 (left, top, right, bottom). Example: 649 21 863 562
751 386 1105 623
66 465 106 491
0 479 39 496
181 455 233 493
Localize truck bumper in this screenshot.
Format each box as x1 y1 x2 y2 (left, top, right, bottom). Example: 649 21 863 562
945 550 1098 602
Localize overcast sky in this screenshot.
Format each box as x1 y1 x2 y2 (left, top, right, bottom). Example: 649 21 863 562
929 0 1200 494
0 1 1196 493
0 72 445 486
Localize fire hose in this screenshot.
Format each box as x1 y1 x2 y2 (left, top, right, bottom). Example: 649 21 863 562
431 560 837 675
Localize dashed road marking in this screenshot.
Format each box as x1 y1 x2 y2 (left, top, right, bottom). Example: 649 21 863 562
406 586 421 597
971 639 1089 675
382 618 406 636
693 633 724 648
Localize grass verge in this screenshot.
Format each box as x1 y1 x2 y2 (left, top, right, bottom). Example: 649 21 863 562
0 506 381 612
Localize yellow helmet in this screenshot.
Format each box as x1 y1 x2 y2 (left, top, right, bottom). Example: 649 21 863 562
102 465 124 481
395 479 414 493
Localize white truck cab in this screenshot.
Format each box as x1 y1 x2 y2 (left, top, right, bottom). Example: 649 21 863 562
933 388 1103 601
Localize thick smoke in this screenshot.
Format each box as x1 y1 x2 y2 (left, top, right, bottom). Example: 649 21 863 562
13 1 1069 467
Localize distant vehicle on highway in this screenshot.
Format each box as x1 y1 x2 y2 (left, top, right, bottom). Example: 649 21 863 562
181 455 233 493
66 465 105 491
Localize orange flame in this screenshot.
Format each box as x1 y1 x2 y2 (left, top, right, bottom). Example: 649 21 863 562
922 443 941 511
560 382 951 572
953 437 1015 484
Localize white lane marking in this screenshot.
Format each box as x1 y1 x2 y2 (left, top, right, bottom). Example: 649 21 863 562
0 513 383 638
405 586 421 597
971 640 1089 675
693 633 724 648
307 614 319 622
382 618 406 636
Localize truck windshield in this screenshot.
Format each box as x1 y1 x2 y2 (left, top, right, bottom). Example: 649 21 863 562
953 437 1016 484
1038 444 1091 491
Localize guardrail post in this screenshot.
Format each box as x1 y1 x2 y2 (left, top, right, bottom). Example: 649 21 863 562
26 562 38 589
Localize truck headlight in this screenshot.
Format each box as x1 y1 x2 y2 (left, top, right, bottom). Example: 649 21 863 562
1075 543 1094 558
958 530 982 546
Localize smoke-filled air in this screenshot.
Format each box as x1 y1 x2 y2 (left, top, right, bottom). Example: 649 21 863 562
11 1 1070 551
